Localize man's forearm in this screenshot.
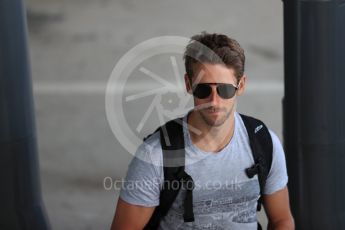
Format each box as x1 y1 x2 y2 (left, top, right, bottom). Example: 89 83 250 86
268 218 295 230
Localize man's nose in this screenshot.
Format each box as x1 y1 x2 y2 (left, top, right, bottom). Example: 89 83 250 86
208 86 220 104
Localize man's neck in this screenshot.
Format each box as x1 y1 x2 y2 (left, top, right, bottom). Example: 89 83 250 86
187 110 236 153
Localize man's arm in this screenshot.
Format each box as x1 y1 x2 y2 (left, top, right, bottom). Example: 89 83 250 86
263 186 294 230
110 197 156 230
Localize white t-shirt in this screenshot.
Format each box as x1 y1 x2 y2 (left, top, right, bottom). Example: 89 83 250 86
120 112 288 230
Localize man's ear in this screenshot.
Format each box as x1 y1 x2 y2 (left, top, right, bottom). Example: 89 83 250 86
236 75 247 96
184 74 193 94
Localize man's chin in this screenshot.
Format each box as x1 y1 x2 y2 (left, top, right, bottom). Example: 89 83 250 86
200 113 227 127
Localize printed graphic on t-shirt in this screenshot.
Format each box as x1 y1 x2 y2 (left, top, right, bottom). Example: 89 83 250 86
159 179 260 230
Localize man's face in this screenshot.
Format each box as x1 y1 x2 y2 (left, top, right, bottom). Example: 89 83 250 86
184 63 246 127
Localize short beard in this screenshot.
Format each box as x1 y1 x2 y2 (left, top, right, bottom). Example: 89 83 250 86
199 106 233 127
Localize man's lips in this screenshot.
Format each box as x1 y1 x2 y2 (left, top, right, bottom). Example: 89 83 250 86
205 107 223 114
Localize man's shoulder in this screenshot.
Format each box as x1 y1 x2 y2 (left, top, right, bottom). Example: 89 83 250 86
135 131 163 167
236 112 266 124
139 115 187 166
236 112 282 155
236 112 274 135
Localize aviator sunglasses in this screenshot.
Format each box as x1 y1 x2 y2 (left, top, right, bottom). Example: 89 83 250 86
192 83 239 99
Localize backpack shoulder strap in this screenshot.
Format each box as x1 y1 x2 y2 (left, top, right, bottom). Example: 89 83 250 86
144 117 194 230
239 113 273 211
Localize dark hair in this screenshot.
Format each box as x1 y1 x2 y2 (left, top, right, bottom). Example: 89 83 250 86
183 32 245 83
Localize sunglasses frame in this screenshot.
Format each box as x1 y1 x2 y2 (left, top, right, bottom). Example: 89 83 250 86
191 82 240 99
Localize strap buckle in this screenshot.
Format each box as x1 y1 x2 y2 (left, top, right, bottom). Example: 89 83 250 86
245 163 260 178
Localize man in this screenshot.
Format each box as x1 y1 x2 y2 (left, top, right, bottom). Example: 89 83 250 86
111 32 294 229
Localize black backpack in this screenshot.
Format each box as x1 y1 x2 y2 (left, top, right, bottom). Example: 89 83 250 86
143 113 273 230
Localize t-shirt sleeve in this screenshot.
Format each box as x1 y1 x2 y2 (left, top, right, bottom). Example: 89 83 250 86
263 130 289 195
119 142 163 207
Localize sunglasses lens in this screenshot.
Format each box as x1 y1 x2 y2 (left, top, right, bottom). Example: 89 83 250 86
217 84 237 99
193 84 211 99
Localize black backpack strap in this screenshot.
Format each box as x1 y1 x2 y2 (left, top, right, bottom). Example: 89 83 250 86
144 118 195 230
240 114 273 212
